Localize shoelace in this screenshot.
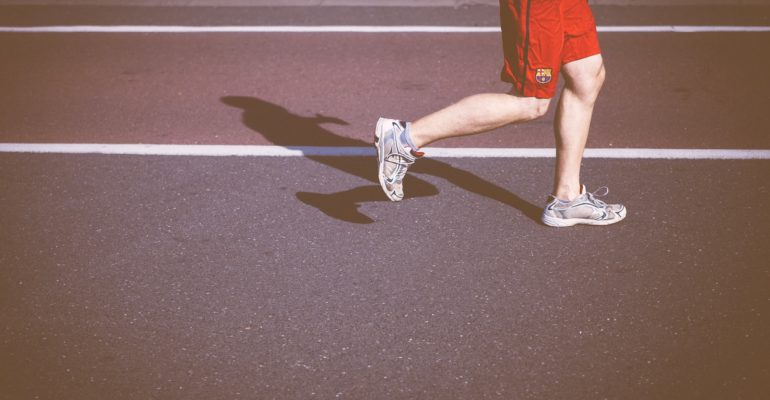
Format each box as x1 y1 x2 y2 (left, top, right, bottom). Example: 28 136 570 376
584 186 610 208
385 153 415 184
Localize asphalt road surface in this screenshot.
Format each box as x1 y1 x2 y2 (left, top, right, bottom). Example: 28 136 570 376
1 5 769 400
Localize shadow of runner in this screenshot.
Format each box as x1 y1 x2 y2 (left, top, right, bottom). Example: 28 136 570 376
221 96 541 224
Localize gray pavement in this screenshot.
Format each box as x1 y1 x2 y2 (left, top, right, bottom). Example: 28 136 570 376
1 154 769 399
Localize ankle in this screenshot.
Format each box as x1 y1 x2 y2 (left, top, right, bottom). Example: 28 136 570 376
400 122 422 150
553 184 582 201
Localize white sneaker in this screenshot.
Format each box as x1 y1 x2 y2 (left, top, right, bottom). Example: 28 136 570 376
374 118 423 201
541 185 627 227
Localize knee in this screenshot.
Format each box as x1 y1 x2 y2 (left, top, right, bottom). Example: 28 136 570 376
565 58 606 105
580 64 606 103
522 98 551 121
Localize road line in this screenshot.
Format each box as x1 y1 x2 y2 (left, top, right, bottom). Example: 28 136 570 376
599 26 770 33
1 25 769 33
2 144 769 160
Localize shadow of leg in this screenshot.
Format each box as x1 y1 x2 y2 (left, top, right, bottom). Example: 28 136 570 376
296 176 440 225
411 159 543 223
220 96 540 224
297 187 379 224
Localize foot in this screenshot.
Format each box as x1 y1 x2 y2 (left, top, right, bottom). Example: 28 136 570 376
541 185 626 227
374 118 423 201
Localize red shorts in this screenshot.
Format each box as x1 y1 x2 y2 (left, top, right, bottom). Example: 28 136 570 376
499 0 601 99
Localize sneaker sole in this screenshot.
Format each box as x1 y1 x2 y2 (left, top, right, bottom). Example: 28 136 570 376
374 118 403 202
542 207 627 227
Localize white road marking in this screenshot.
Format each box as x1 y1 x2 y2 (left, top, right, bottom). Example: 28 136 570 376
0 25 769 33
1 143 769 160
599 26 770 33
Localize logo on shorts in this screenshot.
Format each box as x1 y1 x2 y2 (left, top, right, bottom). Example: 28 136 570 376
535 68 553 84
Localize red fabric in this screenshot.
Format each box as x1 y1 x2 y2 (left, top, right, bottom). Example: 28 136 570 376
499 0 601 99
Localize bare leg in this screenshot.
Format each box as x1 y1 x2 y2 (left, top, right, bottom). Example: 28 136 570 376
409 92 551 148
553 54 606 200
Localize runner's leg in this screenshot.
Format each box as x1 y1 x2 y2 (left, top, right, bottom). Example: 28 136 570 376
409 93 550 149
552 53 605 200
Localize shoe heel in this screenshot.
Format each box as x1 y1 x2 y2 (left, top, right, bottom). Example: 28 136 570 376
374 118 387 145
541 214 573 228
